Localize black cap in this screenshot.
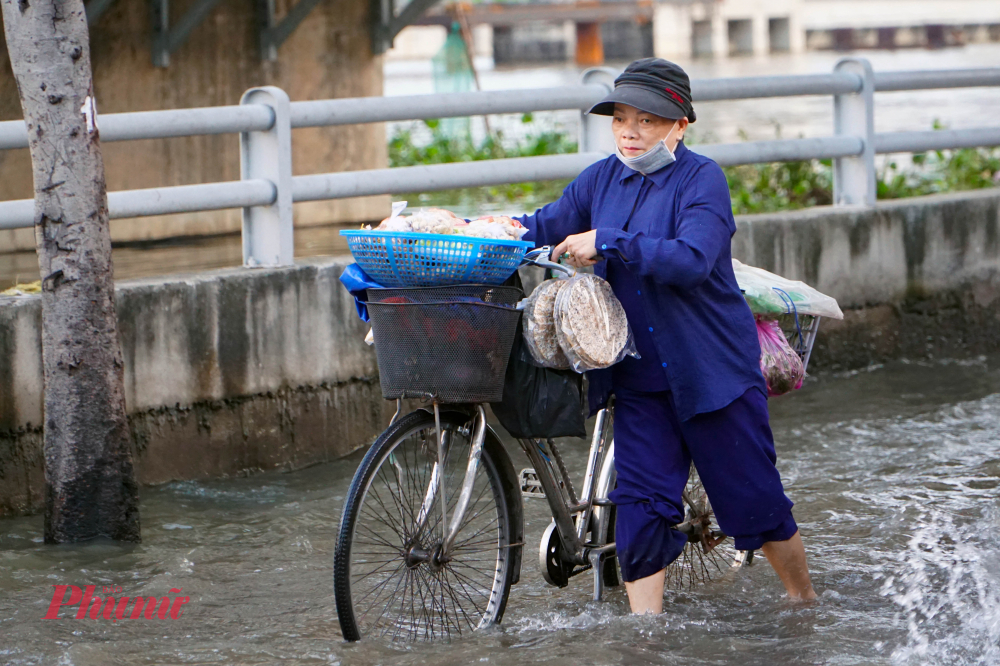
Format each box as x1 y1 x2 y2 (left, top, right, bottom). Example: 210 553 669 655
588 58 696 122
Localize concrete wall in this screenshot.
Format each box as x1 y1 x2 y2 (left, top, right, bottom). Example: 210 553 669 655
0 0 391 253
0 257 392 517
733 189 1000 308
732 189 1000 370
2 189 1000 516
387 25 449 60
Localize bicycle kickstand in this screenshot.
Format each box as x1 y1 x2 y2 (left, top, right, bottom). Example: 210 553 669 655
587 543 616 602
590 550 605 602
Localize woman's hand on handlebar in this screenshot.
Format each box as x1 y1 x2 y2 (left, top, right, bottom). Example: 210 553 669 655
553 230 601 268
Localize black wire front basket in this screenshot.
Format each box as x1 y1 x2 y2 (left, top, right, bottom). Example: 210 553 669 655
366 285 524 404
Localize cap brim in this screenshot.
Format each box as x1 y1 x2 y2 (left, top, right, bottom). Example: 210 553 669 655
587 85 690 121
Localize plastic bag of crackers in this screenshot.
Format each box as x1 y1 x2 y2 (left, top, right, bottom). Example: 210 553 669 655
522 274 638 372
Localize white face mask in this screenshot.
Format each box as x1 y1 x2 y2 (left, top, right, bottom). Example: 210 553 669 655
615 121 679 175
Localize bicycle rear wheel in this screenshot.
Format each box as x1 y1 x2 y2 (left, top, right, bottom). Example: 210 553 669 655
665 464 752 589
334 409 519 642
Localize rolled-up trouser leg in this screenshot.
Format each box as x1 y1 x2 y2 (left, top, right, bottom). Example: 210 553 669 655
609 386 798 582
676 386 797 551
609 388 689 582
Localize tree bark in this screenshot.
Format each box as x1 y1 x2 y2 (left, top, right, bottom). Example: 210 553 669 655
1 0 139 542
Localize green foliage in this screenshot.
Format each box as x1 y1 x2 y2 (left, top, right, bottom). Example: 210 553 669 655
877 147 1000 199
387 120 1000 215
388 119 576 212
723 120 1000 214
724 160 833 214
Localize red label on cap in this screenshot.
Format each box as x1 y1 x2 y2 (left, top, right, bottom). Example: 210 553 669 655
664 87 685 105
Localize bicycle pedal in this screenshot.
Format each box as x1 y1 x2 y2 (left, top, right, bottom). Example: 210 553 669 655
519 468 545 498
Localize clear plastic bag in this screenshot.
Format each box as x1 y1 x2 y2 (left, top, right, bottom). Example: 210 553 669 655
553 274 638 373
756 316 805 396
522 278 572 369
733 259 844 320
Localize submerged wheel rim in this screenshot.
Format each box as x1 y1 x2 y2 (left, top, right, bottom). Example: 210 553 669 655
664 464 746 589
346 419 510 641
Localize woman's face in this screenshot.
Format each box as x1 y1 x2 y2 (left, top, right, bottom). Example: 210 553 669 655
611 103 688 157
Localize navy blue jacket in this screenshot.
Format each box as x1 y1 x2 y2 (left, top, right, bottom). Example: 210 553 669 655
517 141 766 421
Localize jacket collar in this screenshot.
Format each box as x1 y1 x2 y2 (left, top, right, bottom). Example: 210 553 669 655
616 140 689 187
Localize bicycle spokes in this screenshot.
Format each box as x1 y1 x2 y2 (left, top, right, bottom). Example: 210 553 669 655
336 410 514 642
665 465 748 589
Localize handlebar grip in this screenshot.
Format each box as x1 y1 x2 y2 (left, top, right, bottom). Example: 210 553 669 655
521 245 576 277
521 246 577 277
530 257 576 277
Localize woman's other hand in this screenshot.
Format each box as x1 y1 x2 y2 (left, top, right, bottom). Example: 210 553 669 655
553 230 600 268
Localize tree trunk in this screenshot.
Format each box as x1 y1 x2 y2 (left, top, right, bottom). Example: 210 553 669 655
1 0 139 542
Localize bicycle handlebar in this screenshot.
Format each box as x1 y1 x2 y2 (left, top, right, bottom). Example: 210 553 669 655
521 246 576 277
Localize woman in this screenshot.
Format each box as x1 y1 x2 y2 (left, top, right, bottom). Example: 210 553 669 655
517 58 817 613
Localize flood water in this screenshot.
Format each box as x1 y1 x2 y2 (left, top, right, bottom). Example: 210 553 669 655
2 356 1000 665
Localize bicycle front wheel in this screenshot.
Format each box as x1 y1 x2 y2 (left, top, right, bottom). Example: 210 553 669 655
334 409 519 642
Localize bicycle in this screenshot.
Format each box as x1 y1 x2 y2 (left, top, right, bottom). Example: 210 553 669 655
332 247 821 642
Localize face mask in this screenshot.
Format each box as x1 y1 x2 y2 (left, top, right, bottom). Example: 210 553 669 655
615 121 679 175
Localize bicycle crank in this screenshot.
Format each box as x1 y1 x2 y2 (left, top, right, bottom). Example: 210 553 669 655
539 520 574 587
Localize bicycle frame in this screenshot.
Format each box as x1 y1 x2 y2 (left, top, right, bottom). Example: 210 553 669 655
367 251 826 611
517 400 618 600
417 247 612 587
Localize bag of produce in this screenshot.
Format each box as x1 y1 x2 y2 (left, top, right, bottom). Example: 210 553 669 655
756 316 805 396
733 259 843 319
553 274 638 373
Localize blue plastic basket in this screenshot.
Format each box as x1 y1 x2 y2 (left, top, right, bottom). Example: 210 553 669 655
340 230 535 287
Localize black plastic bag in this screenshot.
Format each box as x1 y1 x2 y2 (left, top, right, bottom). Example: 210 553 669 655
490 272 586 439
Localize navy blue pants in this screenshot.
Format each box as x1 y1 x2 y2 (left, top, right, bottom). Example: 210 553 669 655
609 386 798 582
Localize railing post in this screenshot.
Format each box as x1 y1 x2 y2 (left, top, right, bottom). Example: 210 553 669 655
240 86 293 267
579 68 617 155
832 58 876 206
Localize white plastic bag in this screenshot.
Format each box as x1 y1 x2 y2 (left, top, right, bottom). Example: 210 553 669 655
733 259 844 320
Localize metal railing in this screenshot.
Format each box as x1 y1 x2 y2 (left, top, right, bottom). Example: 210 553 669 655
1 58 999 267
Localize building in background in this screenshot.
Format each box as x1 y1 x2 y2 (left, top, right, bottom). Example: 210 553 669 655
391 0 1000 65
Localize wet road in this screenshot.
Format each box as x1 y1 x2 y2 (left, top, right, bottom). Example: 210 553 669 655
2 356 1000 665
